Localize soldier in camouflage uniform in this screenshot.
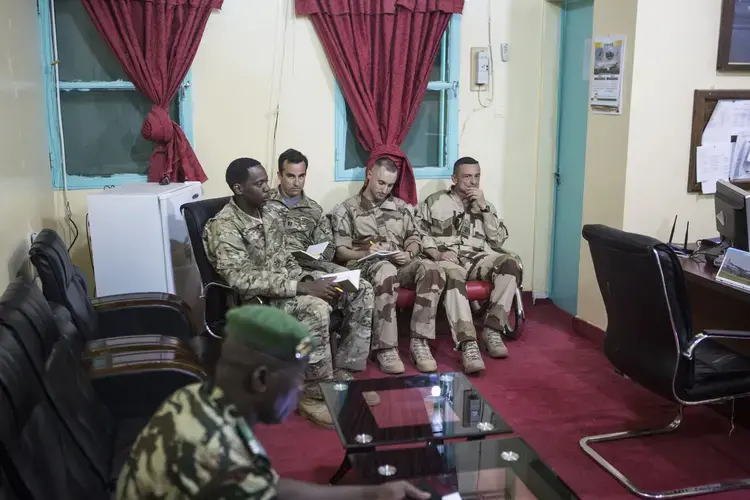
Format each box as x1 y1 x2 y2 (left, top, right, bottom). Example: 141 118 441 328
420 157 521 359
203 158 376 429
267 148 347 275
332 158 485 375
116 305 426 500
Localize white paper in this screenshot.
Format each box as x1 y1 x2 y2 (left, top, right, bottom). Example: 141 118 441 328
702 100 750 145
729 133 750 180
291 242 330 261
321 270 360 284
356 251 399 263
696 143 732 182
590 35 626 115
442 494 463 500
701 180 718 194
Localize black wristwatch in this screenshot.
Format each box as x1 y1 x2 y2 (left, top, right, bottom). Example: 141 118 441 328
407 250 415 259
480 205 491 213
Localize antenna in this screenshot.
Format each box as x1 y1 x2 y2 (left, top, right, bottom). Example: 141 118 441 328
668 215 677 246
684 221 689 252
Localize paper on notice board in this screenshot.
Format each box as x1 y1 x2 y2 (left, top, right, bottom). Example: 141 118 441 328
696 143 732 182
702 100 750 145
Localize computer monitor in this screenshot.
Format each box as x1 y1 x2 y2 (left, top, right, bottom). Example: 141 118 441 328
715 179 750 251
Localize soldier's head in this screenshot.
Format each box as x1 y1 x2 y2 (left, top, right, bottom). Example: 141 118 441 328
277 149 308 198
215 306 313 426
364 157 398 203
452 157 481 197
226 158 271 209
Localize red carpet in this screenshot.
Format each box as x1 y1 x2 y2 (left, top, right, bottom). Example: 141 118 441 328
254 301 750 499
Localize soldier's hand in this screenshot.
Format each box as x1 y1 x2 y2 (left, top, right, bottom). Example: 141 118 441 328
391 251 411 266
374 481 430 499
297 278 338 300
438 250 459 264
467 188 487 211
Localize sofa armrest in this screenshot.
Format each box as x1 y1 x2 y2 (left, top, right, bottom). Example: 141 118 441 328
88 350 206 419
683 330 750 358
92 292 196 343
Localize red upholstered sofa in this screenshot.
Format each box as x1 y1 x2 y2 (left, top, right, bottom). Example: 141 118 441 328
396 281 492 308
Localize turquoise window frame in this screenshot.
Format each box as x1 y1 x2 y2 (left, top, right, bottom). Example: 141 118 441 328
37 0 194 190
334 14 461 182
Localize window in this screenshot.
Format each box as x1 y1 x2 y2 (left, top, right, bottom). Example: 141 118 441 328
334 15 461 181
37 0 193 190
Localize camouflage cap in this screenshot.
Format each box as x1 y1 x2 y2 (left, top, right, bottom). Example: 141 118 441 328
224 305 317 362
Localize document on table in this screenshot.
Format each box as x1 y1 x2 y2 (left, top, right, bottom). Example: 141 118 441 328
697 143 733 194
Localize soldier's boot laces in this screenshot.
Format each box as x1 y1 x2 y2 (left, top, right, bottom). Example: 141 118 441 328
334 369 380 406
481 327 509 359
410 338 437 373
375 347 405 375
460 340 485 374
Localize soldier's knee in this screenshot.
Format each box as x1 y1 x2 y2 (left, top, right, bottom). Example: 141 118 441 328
299 296 332 326
499 257 522 279
417 260 446 289
373 262 399 291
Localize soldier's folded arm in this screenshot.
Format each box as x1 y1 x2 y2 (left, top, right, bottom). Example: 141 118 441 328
211 234 298 298
417 202 440 260
482 202 509 251
330 206 368 262
402 207 423 255
311 213 336 262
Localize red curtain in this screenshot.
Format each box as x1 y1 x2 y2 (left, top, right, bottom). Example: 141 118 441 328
81 0 223 183
297 0 464 205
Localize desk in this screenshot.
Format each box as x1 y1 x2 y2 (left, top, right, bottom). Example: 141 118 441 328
681 256 750 357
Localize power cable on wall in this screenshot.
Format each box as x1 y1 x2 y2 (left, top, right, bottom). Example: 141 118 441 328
267 0 294 186
477 0 495 108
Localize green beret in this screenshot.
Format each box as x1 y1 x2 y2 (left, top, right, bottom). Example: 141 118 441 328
224 305 317 362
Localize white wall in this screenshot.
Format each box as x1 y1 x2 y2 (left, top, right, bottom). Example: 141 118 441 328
64 0 560 294
623 0 750 241
0 0 57 288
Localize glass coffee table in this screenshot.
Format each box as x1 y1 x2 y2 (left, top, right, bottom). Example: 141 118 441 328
320 372 513 484
343 436 579 499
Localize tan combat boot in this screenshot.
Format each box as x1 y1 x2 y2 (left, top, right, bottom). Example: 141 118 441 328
298 397 333 429
480 327 509 358
410 338 437 373
375 348 405 374
461 340 485 374
334 369 380 406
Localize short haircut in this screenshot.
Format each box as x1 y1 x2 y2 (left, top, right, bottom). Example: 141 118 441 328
278 148 308 173
453 156 479 177
372 157 397 174
226 157 262 189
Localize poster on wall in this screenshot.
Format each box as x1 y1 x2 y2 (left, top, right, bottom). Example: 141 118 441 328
590 35 626 115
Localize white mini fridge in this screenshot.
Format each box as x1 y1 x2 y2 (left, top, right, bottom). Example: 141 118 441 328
87 182 203 326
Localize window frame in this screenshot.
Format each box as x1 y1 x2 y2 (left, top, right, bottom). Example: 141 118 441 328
37 0 194 190
334 14 461 182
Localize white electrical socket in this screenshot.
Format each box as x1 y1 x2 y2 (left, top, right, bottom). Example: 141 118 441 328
500 43 510 62
29 231 38 246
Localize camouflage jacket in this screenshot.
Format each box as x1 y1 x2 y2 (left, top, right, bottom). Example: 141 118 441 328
203 198 307 301
267 187 335 261
419 188 509 256
116 383 278 500
331 193 422 269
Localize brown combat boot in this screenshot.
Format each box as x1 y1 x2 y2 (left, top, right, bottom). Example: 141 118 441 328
480 327 509 358
460 340 485 374
410 338 437 373
334 369 380 406
298 397 333 429
375 348 405 374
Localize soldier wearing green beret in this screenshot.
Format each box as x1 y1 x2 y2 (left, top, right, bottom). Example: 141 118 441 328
116 306 427 500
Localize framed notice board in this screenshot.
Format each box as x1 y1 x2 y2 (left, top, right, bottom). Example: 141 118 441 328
687 89 750 193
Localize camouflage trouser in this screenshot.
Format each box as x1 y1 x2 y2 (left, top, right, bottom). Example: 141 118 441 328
458 251 521 331
364 258 446 350
435 261 479 345
270 276 374 387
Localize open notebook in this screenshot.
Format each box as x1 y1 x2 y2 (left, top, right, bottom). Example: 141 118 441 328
357 250 398 263
321 270 361 293
291 242 330 262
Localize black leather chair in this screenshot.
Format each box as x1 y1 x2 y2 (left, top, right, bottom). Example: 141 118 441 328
581 224 750 498
182 196 236 340
29 229 197 357
0 279 206 497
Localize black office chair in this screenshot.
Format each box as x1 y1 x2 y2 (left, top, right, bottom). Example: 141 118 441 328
181 196 237 340
581 224 750 498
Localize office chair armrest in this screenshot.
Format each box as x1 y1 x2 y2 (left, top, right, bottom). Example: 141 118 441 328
683 330 750 358
88 350 206 419
92 292 196 343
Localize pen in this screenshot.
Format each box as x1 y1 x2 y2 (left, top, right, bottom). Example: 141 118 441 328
335 287 344 293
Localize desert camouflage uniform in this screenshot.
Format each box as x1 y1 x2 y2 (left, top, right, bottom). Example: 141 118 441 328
420 188 521 334
203 199 374 389
331 194 446 350
116 383 277 500
267 187 342 274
